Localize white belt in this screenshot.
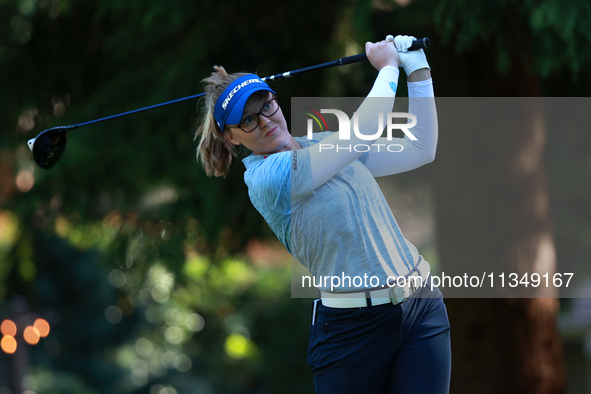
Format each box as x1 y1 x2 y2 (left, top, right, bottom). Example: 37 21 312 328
320 258 430 309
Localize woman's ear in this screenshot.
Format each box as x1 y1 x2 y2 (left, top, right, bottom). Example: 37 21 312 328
225 132 240 146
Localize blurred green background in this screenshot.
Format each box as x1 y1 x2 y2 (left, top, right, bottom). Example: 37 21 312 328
1 0 591 393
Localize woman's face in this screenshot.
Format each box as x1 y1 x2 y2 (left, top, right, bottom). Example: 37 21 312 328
225 91 293 155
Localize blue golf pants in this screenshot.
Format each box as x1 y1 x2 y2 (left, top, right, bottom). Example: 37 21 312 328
307 279 451 394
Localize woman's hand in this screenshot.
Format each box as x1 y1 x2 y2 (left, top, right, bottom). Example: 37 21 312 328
365 40 400 71
393 35 431 81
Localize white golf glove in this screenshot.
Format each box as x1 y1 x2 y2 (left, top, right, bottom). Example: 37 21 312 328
394 35 430 76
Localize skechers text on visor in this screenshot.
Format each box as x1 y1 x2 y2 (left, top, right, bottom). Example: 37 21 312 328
214 74 276 131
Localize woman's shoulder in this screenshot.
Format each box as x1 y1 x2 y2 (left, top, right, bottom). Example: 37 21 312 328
244 151 291 187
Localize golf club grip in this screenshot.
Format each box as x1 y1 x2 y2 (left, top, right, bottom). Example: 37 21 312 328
409 37 430 51
341 37 431 65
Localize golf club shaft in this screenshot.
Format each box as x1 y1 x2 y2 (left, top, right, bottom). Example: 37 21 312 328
263 37 430 81
52 37 431 131
68 93 206 131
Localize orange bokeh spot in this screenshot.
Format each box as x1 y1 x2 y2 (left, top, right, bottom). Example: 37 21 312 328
34 318 50 338
23 326 40 345
1 320 17 337
1 336 17 354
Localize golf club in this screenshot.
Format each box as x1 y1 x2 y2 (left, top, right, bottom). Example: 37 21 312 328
28 37 430 169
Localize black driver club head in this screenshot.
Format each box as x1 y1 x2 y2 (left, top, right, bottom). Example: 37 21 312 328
27 126 71 169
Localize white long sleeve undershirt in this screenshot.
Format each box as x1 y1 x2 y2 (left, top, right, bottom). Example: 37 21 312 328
309 66 400 189
361 78 437 177
309 68 437 189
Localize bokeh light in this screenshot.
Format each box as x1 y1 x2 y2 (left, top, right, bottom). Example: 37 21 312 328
1 335 17 354
1 319 17 337
109 269 126 288
224 333 257 360
23 325 40 345
186 313 205 332
151 285 170 303
15 170 35 192
164 326 183 345
135 338 154 357
161 351 180 369
17 108 37 132
150 384 178 394
176 354 192 372
34 318 50 337
105 305 123 324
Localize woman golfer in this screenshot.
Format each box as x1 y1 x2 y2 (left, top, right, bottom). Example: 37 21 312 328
195 35 451 394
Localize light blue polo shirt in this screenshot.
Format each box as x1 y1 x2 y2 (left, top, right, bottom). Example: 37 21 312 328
242 132 420 290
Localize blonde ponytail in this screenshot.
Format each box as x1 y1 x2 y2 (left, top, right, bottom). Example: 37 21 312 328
195 66 248 177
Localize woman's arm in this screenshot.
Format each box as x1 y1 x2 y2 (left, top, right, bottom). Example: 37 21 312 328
308 40 400 190
360 36 436 177
360 74 437 177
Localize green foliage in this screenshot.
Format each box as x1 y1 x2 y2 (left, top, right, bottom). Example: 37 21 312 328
1 218 311 392
24 367 100 394
433 0 591 76
1 0 590 392
1 1 344 391
529 0 591 76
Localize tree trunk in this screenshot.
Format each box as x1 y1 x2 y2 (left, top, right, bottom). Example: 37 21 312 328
432 48 566 393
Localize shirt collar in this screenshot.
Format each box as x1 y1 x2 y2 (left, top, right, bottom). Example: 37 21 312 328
241 136 314 169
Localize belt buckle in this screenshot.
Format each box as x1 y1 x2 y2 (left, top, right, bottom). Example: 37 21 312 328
389 285 409 304
388 274 420 305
